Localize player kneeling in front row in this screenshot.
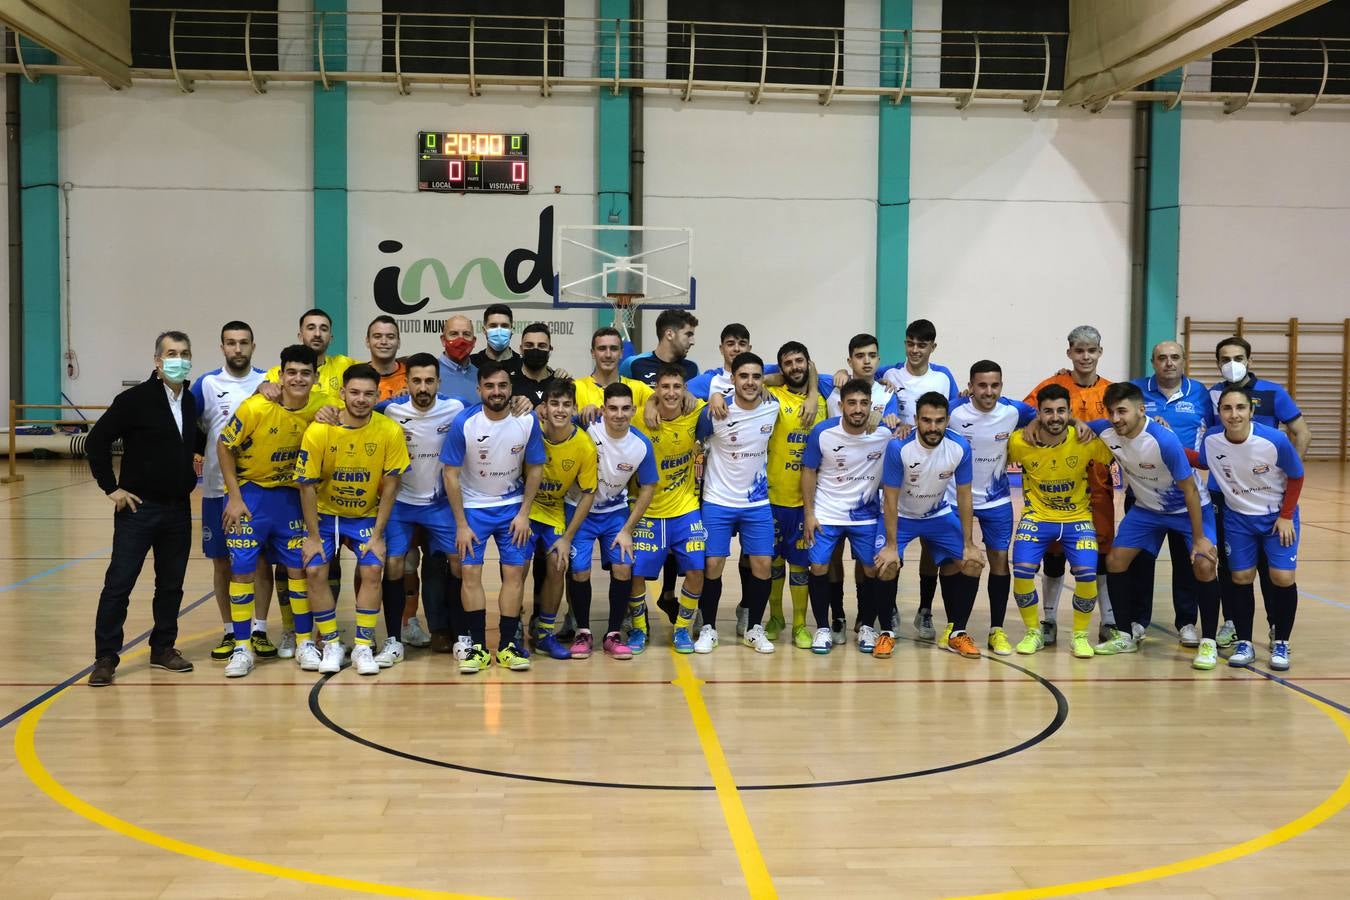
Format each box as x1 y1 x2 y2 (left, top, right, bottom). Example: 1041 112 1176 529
297 365 410 675
875 392 985 659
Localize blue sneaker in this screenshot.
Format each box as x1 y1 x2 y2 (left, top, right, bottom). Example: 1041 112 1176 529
535 634 572 660
673 628 695 654
1270 640 1290 671
1228 640 1255 666
627 627 648 655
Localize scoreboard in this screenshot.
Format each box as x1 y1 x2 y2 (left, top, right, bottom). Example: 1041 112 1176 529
417 131 529 194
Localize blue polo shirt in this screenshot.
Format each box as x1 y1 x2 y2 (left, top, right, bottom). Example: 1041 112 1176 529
437 353 479 407
1131 376 1209 451
1206 373 1301 430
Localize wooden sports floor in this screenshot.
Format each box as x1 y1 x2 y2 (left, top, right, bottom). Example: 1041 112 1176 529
3 458 1350 899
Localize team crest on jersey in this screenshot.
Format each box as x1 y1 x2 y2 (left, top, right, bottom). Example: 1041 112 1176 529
760 424 773 433
364 443 377 456
867 451 883 460
1252 464 1270 475
995 432 1010 440
618 462 634 472
562 459 575 471
437 424 451 433
1066 456 1078 467
510 444 524 454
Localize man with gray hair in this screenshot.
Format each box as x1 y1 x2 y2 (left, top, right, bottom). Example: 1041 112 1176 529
86 330 201 686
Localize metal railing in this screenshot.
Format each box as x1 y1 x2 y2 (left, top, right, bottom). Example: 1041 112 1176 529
4 8 1350 113
2 402 109 483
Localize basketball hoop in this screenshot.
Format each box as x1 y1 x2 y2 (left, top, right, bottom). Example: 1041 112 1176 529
607 292 643 344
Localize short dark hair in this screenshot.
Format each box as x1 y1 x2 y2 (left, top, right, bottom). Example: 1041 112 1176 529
777 340 810 366
154 330 191 356
220 320 253 342
731 351 764 374
655 309 698 340
477 360 510 383
279 344 318 370
848 333 879 355
542 378 575 404
1103 382 1143 407
299 308 331 327
591 326 622 348
1218 384 1254 406
603 382 634 403
838 378 872 402
405 352 439 377
1036 383 1071 407
915 391 950 417
655 362 687 384
905 319 937 343
720 322 750 343
483 303 514 325
1216 335 1252 360
522 322 551 341
969 359 1002 380
343 363 380 387
367 315 399 336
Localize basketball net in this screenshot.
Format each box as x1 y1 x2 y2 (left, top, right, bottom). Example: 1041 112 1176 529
607 292 643 345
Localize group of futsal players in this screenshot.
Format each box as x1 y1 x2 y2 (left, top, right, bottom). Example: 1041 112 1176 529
194 304 1308 679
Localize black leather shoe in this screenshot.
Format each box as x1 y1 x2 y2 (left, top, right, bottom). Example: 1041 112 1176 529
88 657 117 687
149 648 194 673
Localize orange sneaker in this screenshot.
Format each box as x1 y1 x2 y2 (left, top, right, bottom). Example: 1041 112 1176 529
946 631 981 659
872 632 896 659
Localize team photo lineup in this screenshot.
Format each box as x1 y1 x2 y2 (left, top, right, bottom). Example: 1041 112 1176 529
84 303 1308 686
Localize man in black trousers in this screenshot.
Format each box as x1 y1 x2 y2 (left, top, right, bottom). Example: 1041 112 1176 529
86 330 200 686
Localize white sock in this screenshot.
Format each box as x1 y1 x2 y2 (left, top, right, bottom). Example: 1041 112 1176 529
1041 574 1065 619
1097 579 1115 627
252 618 267 633
221 620 232 632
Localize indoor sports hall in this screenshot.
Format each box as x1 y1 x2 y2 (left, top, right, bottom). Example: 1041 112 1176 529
3 2 1350 898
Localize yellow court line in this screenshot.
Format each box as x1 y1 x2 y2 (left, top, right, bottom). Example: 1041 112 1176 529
947 691 1350 899
671 652 777 899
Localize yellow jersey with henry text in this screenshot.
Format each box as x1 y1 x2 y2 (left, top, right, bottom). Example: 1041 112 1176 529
219 392 335 489
766 384 827 508
530 425 598 530
636 402 706 518
574 375 653 413
266 353 356 397
296 413 410 518
1006 429 1113 523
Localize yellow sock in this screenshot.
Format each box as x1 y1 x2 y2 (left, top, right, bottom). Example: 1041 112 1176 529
1013 577 1040 629
770 561 786 622
288 578 313 642
277 581 294 630
314 608 338 643
789 565 809 630
1072 582 1098 634
229 582 254 649
675 587 699 628
354 607 379 646
629 585 650 633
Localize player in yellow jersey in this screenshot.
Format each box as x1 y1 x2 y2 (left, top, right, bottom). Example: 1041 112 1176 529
572 327 654 424
1006 383 1115 659
262 308 356 396
217 344 338 679
296 365 410 676
519 379 599 659
632 363 707 653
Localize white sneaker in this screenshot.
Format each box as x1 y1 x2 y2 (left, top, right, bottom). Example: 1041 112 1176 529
913 609 936 640
319 641 346 674
831 617 847 646
743 624 774 654
1228 640 1255 666
401 616 431 648
1271 640 1291 671
694 625 719 654
856 625 878 654
735 604 749 638
373 636 405 668
223 646 254 678
1131 623 1147 644
296 640 321 671
351 644 379 676
1216 620 1237 649
452 634 474 661
1178 624 1200 647
811 627 833 655
277 630 296 659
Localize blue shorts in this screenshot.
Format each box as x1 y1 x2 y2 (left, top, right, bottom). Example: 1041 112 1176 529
1114 504 1217 557
312 513 383 568
1224 508 1299 572
386 498 457 558
772 504 811 566
1011 516 1098 578
809 522 884 568
567 505 632 571
202 495 227 559
974 504 1014 553
525 518 564 556
632 511 706 579
893 514 965 566
461 503 531 567
703 502 775 558
227 482 304 575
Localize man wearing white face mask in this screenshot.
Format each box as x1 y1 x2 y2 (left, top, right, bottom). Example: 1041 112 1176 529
86 331 201 686
469 303 523 377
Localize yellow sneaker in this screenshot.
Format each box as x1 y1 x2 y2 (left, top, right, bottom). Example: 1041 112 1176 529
792 625 813 650
250 630 278 658
1016 630 1045 655
459 644 491 674
937 622 953 650
987 628 1013 657
1071 631 1096 658
496 642 532 671
765 615 786 642
211 632 235 661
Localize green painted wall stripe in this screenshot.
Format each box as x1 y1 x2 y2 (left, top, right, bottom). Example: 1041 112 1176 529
18 38 61 407
1143 68 1183 371
875 1 912 365
314 1 348 354
595 1 632 332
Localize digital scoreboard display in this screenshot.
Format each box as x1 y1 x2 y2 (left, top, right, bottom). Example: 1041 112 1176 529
417 131 529 194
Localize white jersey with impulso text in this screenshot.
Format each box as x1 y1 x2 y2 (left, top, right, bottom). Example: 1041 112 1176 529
697 398 779 507
380 395 465 505
1198 422 1304 518
827 381 891 419
881 429 974 519
189 366 267 499
1089 418 1205 515
569 422 659 515
878 363 960 425
801 417 893 525
440 407 546 508
948 397 1034 509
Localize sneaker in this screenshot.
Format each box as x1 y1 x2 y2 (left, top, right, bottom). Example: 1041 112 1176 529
831 617 847 646
987 628 1013 657
401 616 431 648
497 642 532 671
569 629 594 659
1270 640 1291 671
452 634 473 661
351 645 379 676
735 604 749 638
1178 624 1201 648
913 609 936 640
743 624 775 654
277 630 297 659
947 631 981 659
694 625 719 654
602 631 633 659
672 628 695 654
319 641 346 674
223 646 254 678
792 625 813 650
765 615 786 642
873 631 897 659
937 622 953 650
1192 638 1219 671
1131 623 1147 644
856 625 877 654
536 634 572 660
1040 620 1058 646
250 630 278 658
1228 640 1255 666
1216 620 1237 650
1071 631 1096 658
460 644 491 674
211 632 235 661
811 627 833 655
373 637 405 668
627 627 649 655
1094 630 1138 655
296 640 321 671
1016 630 1045 655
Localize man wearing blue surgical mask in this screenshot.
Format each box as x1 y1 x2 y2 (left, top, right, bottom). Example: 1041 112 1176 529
469 303 523 377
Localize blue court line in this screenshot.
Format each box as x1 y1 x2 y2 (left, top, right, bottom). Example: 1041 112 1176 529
1299 589 1350 612
0 547 110 593
0 590 215 731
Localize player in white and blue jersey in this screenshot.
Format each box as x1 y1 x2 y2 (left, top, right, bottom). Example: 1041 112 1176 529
800 379 894 655
373 353 464 668
696 352 780 654
441 361 546 674
1088 382 1222 670
1199 384 1305 671
875 392 983 660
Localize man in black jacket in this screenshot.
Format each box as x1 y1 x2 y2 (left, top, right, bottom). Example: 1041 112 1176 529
86 331 200 686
